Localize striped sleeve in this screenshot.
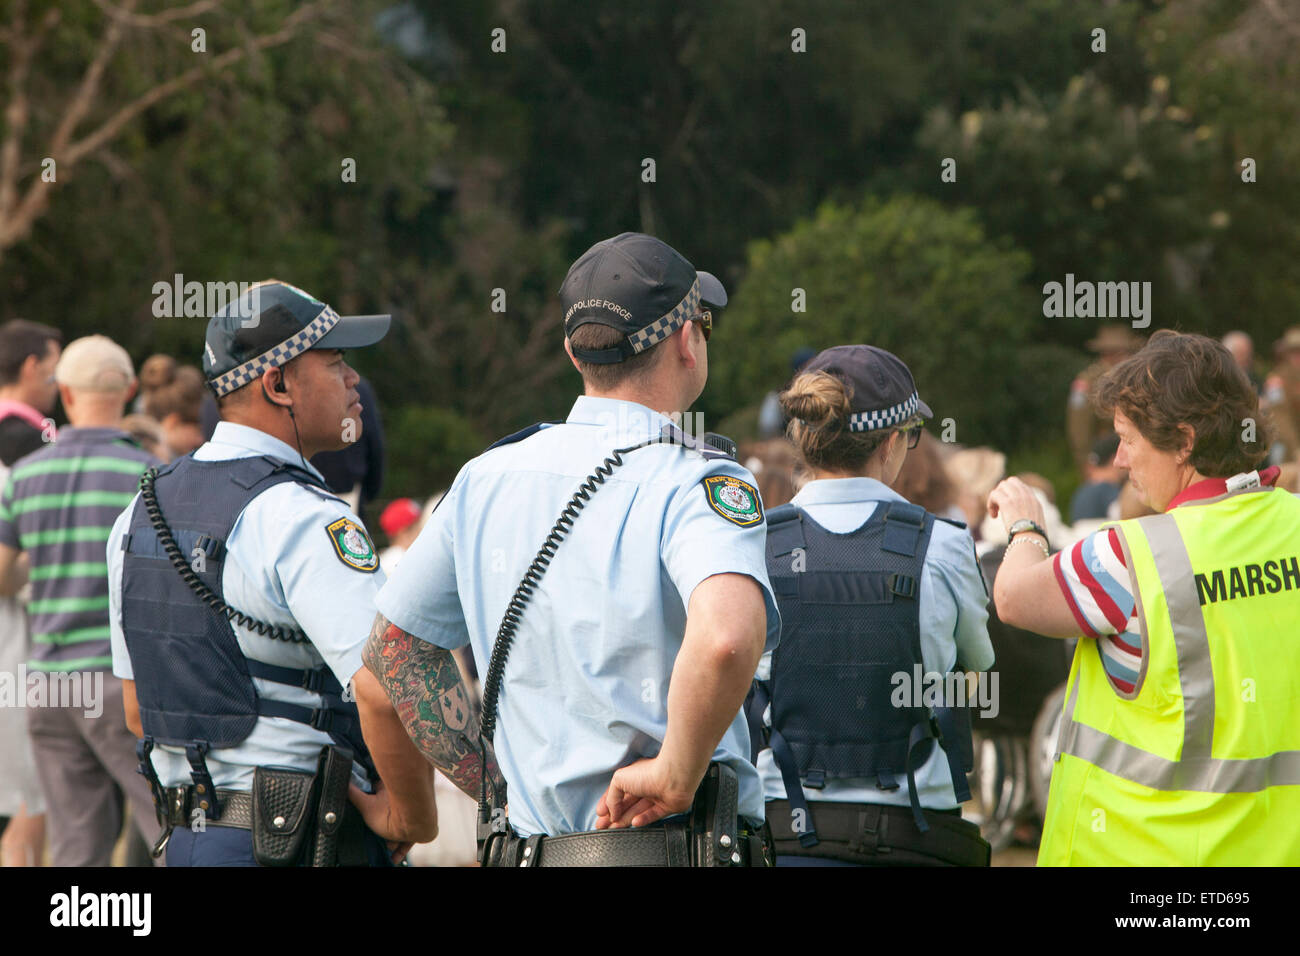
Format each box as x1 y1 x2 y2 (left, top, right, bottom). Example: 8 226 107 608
1051 528 1135 637
0 473 16 548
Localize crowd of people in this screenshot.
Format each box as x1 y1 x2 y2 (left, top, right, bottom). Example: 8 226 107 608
0 318 391 866
0 248 1296 867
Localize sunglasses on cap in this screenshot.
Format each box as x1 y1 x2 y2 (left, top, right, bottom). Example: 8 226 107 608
689 310 712 342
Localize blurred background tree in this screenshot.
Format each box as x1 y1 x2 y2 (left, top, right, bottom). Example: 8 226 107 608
704 194 1077 460
1 0 1296 520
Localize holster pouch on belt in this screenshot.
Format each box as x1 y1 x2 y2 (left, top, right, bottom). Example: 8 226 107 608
485 761 768 867
311 745 369 867
482 823 509 868
690 762 743 866
251 764 319 867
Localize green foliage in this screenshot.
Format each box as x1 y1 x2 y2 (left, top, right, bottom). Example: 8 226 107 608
1006 434 1080 517
5 0 1299 491
2 0 451 368
369 193 578 437
1141 0 1300 346
1006 340 1094 449
383 404 486 502
917 72 1222 339
705 194 1051 454
419 0 1130 279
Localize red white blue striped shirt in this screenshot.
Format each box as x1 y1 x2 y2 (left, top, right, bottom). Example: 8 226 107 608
1051 467 1282 693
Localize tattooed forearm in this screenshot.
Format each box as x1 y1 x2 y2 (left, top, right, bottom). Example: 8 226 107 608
363 613 505 801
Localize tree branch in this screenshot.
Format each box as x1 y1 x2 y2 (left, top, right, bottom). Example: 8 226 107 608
89 0 221 29
47 0 139 161
0 1 329 253
1260 0 1300 40
0 0 138 249
65 3 327 166
0 4 61 223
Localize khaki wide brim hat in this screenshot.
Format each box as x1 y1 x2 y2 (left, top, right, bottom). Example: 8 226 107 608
945 448 1007 499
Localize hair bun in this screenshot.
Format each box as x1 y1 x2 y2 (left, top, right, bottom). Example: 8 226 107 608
781 370 852 430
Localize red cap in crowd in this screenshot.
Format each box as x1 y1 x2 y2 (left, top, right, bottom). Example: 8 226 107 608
380 498 422 537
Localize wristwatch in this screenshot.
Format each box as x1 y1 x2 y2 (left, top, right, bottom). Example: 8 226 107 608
1007 518 1048 548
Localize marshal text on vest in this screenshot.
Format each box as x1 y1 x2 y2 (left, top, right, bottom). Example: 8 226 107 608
1194 556 1300 606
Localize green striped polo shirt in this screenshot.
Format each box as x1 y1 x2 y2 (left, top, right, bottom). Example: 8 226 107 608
0 427 159 672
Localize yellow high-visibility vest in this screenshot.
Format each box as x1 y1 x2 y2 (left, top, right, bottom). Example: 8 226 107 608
1039 481 1300 865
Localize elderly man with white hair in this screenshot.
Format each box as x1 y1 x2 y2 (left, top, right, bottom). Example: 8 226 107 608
0 335 163 866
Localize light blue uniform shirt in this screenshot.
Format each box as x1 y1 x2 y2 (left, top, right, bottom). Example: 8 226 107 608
108 422 386 791
756 477 993 810
376 396 782 837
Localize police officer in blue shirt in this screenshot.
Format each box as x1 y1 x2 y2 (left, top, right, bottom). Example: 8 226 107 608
108 280 437 866
750 345 994 866
351 233 781 866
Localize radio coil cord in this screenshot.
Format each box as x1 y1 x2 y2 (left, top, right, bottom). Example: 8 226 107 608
475 436 664 833
139 467 310 644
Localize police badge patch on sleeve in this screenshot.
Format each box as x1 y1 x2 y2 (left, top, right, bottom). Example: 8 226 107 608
702 475 764 527
326 517 380 572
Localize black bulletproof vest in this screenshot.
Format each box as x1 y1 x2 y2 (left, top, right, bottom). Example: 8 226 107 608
754 500 974 845
120 454 376 810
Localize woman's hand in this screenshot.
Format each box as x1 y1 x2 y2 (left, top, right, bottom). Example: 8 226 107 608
987 477 1048 540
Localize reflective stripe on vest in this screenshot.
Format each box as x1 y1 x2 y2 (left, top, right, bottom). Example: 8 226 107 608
1041 486 1300 865
1055 500 1300 792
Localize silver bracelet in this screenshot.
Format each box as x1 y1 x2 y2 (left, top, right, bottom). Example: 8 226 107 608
1005 533 1049 558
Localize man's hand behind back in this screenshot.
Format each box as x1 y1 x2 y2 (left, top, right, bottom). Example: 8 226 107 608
594 571 767 830
596 756 696 829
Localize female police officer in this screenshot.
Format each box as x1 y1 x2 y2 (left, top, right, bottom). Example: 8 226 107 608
989 330 1300 865
752 345 994 866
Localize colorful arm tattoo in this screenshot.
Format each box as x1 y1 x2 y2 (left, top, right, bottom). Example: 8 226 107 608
362 613 505 802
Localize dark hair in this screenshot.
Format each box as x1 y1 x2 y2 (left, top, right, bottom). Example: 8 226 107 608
141 355 205 425
781 370 920 473
1093 329 1269 477
569 324 669 390
139 354 177 391
892 430 955 513
0 320 62 386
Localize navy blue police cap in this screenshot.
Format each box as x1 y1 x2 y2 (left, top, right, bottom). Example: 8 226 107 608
801 345 933 431
560 233 727 365
203 280 390 397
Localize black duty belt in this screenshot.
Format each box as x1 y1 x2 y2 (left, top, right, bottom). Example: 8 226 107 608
496 821 763 868
767 798 990 867
162 786 253 830
483 763 772 867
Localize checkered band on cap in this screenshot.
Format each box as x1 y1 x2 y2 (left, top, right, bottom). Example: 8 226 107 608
847 392 921 432
625 279 701 355
208 306 340 397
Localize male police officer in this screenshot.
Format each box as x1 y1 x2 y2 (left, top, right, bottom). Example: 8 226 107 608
354 233 780 866
108 281 437 866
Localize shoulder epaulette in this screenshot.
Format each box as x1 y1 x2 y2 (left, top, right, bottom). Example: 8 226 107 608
655 422 737 460
486 421 560 451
